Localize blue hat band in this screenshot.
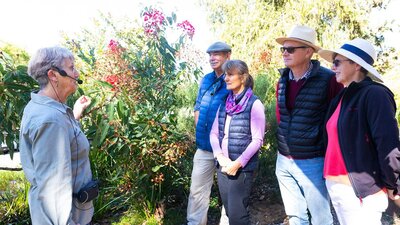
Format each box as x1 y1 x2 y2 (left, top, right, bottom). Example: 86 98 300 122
341 44 374 65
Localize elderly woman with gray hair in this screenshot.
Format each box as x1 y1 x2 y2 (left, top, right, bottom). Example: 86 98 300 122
210 60 265 225
20 46 94 225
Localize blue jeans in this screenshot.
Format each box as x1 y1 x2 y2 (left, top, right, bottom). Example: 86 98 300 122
275 153 333 225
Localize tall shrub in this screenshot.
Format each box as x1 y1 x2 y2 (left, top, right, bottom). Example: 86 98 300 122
63 7 198 221
0 48 37 158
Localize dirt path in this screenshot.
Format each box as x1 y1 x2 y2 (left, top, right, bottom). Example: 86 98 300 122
250 200 287 225
248 196 400 225
218 181 400 225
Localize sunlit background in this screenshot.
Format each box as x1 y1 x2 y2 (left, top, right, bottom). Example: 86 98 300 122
1 0 399 55
0 0 213 54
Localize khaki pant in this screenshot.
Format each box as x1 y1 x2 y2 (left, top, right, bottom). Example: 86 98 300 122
187 149 229 225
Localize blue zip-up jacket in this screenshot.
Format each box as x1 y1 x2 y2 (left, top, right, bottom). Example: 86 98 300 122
194 71 229 152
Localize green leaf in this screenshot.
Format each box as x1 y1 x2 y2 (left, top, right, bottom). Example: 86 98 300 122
139 173 148 180
151 165 164 172
167 16 173 26
0 63 4 75
172 12 177 23
107 102 115 121
99 122 110 148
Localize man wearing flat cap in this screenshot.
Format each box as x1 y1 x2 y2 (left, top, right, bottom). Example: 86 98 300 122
187 41 231 225
274 25 342 224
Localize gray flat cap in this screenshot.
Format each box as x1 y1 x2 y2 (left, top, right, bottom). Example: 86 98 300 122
206 42 231 53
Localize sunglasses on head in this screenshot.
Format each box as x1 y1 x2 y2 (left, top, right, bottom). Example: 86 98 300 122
332 59 351 67
280 46 309 54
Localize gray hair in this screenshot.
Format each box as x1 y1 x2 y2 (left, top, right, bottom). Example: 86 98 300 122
28 46 74 89
222 60 254 89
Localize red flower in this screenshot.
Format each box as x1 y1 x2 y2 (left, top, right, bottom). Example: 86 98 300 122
177 20 195 39
104 74 119 91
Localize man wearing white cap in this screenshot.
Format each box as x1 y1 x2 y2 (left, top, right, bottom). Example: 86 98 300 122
274 25 342 224
187 41 231 225
319 38 400 224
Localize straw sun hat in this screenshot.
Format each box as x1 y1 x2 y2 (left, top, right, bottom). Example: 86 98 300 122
276 25 321 52
318 38 383 82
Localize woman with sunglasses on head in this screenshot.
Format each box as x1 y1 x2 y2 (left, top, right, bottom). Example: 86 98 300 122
20 46 94 225
319 38 400 225
210 60 265 225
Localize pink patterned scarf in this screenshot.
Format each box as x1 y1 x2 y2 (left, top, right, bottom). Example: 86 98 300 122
225 88 253 116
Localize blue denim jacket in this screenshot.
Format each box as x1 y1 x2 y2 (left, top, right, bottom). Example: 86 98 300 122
194 71 229 152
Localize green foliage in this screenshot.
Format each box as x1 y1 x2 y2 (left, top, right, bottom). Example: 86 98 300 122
175 81 199 137
0 171 30 224
110 204 160 225
2 2 399 223
252 70 279 153
385 67 400 125
163 208 186 225
0 49 38 157
200 0 400 179
251 70 280 187
200 0 398 75
61 8 198 221
198 4 400 219
0 43 30 66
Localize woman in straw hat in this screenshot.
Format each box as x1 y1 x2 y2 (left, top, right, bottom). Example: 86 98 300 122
318 38 400 224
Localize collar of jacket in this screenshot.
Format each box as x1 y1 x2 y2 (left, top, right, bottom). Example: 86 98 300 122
278 60 322 80
338 76 393 104
31 91 70 114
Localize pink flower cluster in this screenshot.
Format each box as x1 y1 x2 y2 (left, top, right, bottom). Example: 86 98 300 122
108 39 120 53
177 20 195 39
143 9 165 36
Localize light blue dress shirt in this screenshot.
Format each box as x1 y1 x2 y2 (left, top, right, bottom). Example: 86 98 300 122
20 92 93 225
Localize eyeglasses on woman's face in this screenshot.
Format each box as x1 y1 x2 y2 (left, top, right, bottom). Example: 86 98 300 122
332 59 351 67
280 46 309 54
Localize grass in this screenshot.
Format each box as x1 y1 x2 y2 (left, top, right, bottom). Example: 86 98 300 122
0 149 283 225
0 170 30 225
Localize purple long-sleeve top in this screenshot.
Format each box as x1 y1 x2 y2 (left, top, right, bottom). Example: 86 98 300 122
210 99 265 167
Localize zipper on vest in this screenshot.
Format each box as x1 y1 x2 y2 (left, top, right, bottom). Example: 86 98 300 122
202 76 220 132
204 94 217 134
286 76 306 148
287 112 293 146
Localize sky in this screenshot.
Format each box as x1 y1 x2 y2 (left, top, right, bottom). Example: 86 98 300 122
370 0 400 48
0 0 213 54
0 0 399 55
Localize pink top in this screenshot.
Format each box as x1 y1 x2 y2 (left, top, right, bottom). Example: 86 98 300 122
324 99 348 177
210 99 265 167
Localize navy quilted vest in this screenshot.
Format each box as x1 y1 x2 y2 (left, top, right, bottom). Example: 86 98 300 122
217 94 259 171
277 61 333 158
